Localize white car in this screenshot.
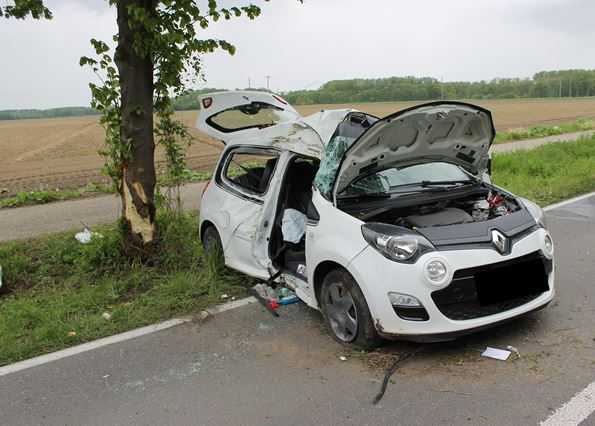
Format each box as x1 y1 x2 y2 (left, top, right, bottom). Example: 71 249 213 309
197 91 555 348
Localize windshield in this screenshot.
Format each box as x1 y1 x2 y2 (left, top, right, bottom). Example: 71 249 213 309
341 162 473 196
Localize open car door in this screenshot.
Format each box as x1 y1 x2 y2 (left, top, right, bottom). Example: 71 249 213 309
196 91 301 144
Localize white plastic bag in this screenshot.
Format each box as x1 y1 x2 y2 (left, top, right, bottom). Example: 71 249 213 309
281 209 307 244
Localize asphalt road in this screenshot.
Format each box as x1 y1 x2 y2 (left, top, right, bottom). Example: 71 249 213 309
1 130 593 243
1 194 595 425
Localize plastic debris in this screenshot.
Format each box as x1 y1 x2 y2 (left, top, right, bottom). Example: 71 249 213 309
481 346 511 361
251 283 299 316
75 228 102 244
278 294 299 305
221 294 229 299
506 345 521 359
67 331 77 337
339 356 347 361
102 312 112 321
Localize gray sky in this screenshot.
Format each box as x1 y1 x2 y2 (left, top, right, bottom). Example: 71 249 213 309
1 0 594 109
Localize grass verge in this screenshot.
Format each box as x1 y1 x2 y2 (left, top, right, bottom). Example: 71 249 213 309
0 211 254 366
0 183 113 209
494 118 595 143
492 135 595 205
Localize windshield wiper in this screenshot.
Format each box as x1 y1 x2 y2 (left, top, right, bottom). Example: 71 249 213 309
420 180 475 187
337 192 391 200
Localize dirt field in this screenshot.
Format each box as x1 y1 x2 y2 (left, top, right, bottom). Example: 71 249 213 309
2 97 595 197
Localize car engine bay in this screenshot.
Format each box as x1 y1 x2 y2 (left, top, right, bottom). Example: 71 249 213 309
350 185 522 229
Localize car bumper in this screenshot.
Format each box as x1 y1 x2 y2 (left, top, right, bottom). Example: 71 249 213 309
348 227 555 340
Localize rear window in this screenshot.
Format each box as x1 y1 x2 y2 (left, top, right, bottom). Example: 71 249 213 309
207 102 285 133
221 148 279 196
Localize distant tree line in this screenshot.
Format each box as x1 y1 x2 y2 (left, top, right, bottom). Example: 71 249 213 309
0 107 98 120
282 70 595 105
3 70 595 120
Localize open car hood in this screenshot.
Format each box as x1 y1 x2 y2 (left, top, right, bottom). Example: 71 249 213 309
334 102 496 196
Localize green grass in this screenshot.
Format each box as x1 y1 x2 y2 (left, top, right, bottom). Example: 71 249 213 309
494 118 595 143
0 211 253 366
0 183 112 209
492 135 595 205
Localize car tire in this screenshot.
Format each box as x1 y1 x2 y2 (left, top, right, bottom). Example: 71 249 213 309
201 225 223 259
320 268 382 349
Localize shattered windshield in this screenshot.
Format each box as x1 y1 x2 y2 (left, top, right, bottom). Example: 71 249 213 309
313 135 356 197
340 162 473 197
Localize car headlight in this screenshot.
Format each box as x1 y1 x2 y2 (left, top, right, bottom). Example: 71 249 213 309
361 223 435 263
543 232 554 258
520 198 547 228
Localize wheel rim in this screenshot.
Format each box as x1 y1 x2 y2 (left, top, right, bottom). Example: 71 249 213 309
324 281 358 342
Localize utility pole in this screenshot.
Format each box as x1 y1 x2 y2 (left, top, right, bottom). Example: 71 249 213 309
569 78 573 97
248 77 251 89
265 75 271 91
559 78 562 97
441 76 445 100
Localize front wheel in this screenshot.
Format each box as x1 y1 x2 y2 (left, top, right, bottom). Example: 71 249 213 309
320 269 382 349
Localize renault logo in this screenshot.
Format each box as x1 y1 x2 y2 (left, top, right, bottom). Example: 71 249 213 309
491 230 510 254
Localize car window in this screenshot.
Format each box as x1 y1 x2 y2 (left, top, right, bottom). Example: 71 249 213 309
343 162 472 196
222 149 279 196
207 102 285 133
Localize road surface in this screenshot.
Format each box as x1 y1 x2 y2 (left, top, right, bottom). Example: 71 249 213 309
1 194 595 425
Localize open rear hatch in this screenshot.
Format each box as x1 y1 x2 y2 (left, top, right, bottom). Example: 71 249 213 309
196 91 301 144
333 102 496 197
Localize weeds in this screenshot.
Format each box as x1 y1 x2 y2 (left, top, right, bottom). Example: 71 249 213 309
495 118 595 143
0 211 254 365
492 135 595 205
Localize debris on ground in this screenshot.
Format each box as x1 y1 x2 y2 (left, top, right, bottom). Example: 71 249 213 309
102 312 112 321
67 331 77 337
74 228 102 244
506 345 521 359
373 346 426 405
0 265 3 291
339 356 347 361
250 283 300 317
220 294 229 300
481 346 512 361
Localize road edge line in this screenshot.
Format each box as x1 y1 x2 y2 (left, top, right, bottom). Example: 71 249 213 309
540 381 595 426
544 190 595 212
0 296 256 377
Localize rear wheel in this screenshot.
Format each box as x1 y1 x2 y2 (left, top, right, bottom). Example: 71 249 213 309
320 269 382 349
202 225 223 260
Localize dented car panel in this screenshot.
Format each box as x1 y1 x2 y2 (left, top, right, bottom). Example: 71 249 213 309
199 91 555 346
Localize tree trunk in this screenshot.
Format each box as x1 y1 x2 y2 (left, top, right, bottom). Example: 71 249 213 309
115 0 157 256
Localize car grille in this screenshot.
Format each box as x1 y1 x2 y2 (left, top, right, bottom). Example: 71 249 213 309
431 251 552 321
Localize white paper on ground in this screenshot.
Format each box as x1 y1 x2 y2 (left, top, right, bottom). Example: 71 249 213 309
481 346 511 361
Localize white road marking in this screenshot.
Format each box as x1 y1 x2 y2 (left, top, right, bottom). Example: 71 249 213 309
0 296 256 377
541 381 595 426
544 190 595 212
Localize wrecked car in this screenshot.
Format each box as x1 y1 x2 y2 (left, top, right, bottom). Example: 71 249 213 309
197 91 555 348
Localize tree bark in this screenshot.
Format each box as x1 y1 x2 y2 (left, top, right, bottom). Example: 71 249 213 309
115 0 158 256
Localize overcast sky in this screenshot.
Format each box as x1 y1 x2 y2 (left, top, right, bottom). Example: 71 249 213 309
1 0 594 109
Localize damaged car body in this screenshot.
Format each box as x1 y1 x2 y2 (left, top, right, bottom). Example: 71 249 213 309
198 91 555 348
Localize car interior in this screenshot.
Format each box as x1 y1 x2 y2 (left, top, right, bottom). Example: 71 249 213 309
269 156 319 280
